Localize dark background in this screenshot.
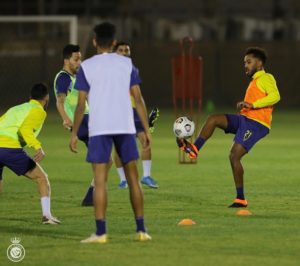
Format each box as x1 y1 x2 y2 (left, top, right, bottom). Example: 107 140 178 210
0 0 299 110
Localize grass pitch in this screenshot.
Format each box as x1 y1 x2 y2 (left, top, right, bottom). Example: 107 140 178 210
0 109 299 266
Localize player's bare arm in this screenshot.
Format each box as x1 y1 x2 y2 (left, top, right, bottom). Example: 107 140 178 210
130 84 151 150
56 93 73 130
69 90 87 153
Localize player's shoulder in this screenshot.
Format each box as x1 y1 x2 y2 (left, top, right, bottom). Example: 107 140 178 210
261 71 276 82
56 70 72 82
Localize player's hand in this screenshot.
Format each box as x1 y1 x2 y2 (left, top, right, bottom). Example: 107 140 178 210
34 148 45 162
237 101 253 111
69 134 78 153
176 138 199 159
63 118 73 131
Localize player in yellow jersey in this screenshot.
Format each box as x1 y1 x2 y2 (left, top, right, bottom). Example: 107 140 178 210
177 47 280 207
0 83 60 224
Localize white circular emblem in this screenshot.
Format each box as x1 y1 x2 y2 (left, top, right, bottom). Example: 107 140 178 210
7 243 25 262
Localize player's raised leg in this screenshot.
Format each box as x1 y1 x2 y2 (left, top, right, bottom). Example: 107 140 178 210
25 163 60 224
177 114 229 158
194 114 228 151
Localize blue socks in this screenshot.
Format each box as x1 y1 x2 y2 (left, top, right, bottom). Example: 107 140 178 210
95 219 106 236
96 218 145 235
194 136 206 151
236 187 245 200
135 217 145 232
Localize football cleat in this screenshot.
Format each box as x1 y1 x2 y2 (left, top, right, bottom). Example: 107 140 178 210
228 198 248 208
42 216 61 225
80 234 108 244
148 107 160 133
141 176 159 189
118 180 128 189
176 138 199 159
135 231 152 241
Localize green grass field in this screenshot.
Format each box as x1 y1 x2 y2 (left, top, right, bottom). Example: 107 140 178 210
0 110 299 266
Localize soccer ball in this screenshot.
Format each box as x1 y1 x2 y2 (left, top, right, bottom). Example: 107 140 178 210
173 116 195 139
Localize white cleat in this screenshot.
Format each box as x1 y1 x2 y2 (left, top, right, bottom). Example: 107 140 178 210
42 216 61 225
80 234 108 244
135 231 152 241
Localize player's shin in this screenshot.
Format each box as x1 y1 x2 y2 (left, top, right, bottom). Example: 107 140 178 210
124 161 145 229
92 163 108 235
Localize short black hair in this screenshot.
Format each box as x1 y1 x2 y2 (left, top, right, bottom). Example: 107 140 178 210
245 47 267 65
63 44 80 59
114 41 130 51
30 83 48 100
93 22 116 48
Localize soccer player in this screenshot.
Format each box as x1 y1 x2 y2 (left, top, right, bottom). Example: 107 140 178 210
177 47 280 207
114 42 159 189
53 44 94 206
0 83 60 224
70 22 152 243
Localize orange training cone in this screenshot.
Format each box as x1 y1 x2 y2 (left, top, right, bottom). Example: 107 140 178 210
178 218 196 225
236 210 252 216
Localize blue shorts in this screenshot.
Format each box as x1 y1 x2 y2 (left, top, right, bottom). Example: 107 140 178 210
0 148 36 176
225 114 269 152
77 114 89 147
133 109 144 134
87 134 139 164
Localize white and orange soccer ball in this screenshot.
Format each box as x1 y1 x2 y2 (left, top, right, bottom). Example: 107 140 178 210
173 116 195 139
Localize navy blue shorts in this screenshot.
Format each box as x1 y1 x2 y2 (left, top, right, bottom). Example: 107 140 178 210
0 148 36 176
77 114 89 147
225 114 269 152
87 134 139 164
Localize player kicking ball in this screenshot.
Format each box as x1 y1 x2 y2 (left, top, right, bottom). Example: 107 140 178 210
177 47 280 208
0 83 60 224
70 22 151 243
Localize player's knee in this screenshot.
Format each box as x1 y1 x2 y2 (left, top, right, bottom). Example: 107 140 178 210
206 114 218 126
36 173 50 187
229 151 240 163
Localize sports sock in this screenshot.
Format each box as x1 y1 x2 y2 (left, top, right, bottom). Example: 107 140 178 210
41 196 51 217
194 136 206 150
95 219 106 236
135 217 145 232
142 160 151 177
236 187 245 200
117 167 126 182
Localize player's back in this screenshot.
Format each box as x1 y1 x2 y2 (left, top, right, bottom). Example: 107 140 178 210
80 53 135 137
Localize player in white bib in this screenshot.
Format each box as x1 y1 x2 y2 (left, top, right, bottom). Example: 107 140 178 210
70 22 152 243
